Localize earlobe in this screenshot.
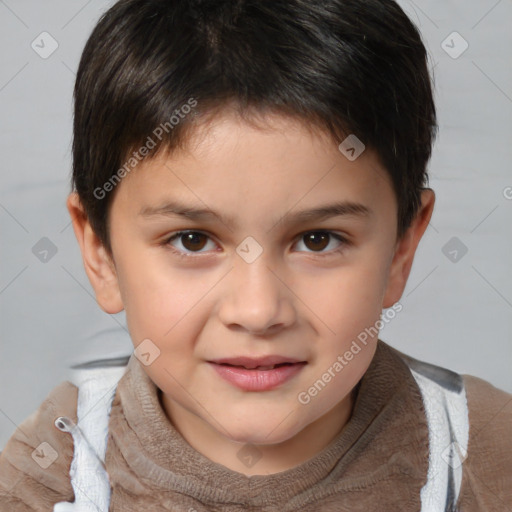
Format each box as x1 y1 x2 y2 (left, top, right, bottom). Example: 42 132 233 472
382 188 435 308
66 193 124 314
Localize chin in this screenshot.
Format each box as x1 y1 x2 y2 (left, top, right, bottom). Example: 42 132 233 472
227 430 295 447
222 416 306 446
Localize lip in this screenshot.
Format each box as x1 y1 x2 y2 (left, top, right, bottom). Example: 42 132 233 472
209 355 305 369
208 357 307 392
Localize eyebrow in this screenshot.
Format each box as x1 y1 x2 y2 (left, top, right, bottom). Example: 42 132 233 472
139 199 372 228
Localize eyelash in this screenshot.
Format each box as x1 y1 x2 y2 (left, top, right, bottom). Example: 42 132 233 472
161 230 351 260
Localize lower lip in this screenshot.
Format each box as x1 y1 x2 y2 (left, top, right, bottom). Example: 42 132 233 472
209 362 306 391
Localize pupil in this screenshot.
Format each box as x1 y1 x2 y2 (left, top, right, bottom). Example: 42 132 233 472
183 233 206 251
305 232 329 251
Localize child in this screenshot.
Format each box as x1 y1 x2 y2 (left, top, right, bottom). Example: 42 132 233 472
1 0 510 510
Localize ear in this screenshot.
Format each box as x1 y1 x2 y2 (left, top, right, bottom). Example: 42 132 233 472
382 188 435 308
66 192 124 314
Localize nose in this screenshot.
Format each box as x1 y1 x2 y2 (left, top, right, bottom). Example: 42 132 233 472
217 255 296 335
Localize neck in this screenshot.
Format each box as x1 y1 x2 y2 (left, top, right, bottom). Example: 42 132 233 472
160 386 357 476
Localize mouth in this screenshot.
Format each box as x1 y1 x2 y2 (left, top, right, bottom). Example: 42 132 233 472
208 355 307 369
215 362 300 371
207 358 307 391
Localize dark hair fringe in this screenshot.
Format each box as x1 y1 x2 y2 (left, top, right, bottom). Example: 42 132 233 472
72 0 437 252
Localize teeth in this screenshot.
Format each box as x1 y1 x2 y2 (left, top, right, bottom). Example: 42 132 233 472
232 364 277 370
221 363 288 370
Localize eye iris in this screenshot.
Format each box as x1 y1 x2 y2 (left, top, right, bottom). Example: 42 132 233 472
182 232 207 251
304 232 329 251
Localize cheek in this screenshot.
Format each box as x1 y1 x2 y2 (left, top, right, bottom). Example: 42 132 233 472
115 251 190 342
305 254 390 340
117 251 221 354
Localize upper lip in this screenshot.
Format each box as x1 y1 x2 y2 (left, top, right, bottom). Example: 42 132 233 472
209 355 306 369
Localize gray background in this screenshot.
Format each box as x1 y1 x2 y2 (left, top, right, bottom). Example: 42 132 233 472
1 0 511 451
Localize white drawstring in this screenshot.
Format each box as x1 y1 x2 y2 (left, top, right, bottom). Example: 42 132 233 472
52 365 128 512
408 363 469 512
52 415 111 512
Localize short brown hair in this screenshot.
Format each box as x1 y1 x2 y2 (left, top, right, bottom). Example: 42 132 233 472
72 0 437 253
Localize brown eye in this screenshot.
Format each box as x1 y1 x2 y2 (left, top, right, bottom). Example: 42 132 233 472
303 232 330 251
166 231 216 254
295 231 348 255
181 232 208 251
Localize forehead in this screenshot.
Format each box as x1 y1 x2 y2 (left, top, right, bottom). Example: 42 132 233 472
112 111 396 229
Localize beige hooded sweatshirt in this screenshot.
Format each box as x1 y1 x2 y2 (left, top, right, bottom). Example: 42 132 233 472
0 339 511 511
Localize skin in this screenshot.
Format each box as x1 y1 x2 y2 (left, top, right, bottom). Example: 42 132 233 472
67 110 435 476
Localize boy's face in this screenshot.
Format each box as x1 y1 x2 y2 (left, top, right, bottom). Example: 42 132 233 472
70 111 433 453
